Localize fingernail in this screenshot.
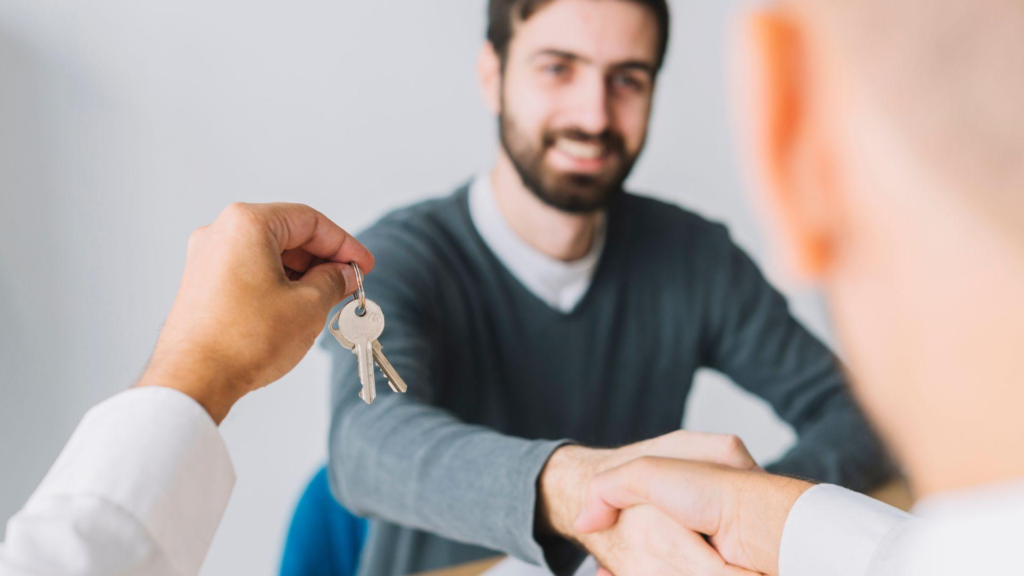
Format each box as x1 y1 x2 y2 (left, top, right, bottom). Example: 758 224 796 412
343 265 357 294
573 508 587 530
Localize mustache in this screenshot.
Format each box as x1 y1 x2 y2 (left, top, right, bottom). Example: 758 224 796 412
543 128 625 153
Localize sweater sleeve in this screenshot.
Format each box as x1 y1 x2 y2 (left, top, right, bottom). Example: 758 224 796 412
702 226 895 491
323 224 574 572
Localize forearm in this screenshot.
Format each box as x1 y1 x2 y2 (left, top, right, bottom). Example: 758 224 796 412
328 391 567 566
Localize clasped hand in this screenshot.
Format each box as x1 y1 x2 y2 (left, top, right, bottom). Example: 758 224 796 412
540 430 810 576
563 434 812 576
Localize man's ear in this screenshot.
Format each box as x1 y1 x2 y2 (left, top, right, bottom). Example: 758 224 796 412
477 42 502 115
735 9 837 279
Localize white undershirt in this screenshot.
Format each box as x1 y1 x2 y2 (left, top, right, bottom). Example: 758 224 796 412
469 173 606 314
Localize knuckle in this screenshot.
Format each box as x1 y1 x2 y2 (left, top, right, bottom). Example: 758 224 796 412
290 282 327 313
185 225 213 257
653 430 686 449
219 202 262 229
637 458 664 482
634 455 661 470
221 202 250 218
669 430 693 442
720 434 756 467
307 281 334 309
186 226 205 248
625 457 662 488
325 267 347 295
721 434 744 452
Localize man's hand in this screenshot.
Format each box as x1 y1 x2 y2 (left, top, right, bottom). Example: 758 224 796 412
136 202 374 423
586 505 762 576
575 457 813 576
537 431 761 567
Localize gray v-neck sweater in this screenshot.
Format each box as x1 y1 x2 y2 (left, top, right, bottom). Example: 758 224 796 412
323 184 892 576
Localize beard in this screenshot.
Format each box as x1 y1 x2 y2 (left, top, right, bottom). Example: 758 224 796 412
498 108 640 214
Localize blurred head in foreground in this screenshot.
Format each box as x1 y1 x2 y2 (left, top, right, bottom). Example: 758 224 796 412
736 0 1024 495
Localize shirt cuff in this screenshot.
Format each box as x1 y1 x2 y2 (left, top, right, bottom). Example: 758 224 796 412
779 484 912 576
25 387 236 575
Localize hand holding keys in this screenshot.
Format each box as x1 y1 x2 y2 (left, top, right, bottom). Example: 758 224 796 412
329 263 408 404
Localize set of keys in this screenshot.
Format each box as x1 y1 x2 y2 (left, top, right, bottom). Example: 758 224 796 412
329 263 408 404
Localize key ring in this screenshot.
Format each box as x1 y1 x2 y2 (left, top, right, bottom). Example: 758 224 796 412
351 262 367 313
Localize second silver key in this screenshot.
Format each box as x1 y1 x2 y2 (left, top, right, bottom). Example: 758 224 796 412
338 299 385 404
371 341 408 394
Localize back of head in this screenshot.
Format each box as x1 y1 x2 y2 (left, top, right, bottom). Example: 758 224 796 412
778 0 1024 496
795 0 1024 247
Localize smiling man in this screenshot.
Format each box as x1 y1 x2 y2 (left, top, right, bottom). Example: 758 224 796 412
324 1 893 574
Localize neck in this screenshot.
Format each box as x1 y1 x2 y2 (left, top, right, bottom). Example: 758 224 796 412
912 397 1024 502
856 198 1024 500
908 299 1024 499
490 151 603 262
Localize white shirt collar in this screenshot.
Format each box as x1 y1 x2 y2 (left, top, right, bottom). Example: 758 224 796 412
913 477 1024 520
468 172 606 313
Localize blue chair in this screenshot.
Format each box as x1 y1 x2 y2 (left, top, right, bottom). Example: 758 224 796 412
280 466 369 576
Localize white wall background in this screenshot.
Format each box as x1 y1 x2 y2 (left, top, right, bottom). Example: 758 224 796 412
0 1 833 574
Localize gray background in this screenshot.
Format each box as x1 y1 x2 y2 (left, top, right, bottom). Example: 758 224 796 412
0 1 832 574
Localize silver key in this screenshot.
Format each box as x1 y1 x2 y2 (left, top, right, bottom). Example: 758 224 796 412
328 262 409 403
338 299 385 404
328 310 354 350
372 340 408 394
330 304 410 400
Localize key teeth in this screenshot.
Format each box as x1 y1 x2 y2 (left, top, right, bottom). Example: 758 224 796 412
365 358 407 396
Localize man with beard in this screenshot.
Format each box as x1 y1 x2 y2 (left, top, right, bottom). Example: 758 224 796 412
324 1 893 574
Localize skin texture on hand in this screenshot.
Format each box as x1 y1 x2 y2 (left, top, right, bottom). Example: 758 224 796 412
537 431 762 574
590 504 762 576
576 457 813 576
136 202 374 424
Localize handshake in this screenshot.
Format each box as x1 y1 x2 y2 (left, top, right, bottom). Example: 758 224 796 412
136 202 812 576
539 432 812 576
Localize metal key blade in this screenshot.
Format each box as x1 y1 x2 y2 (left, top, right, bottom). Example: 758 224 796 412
371 340 408 394
338 299 385 405
354 341 376 404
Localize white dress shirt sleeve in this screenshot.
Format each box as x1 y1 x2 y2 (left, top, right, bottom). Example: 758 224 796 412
779 484 915 576
0 387 236 575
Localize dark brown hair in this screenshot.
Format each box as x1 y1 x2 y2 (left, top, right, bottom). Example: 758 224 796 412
487 0 671 71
